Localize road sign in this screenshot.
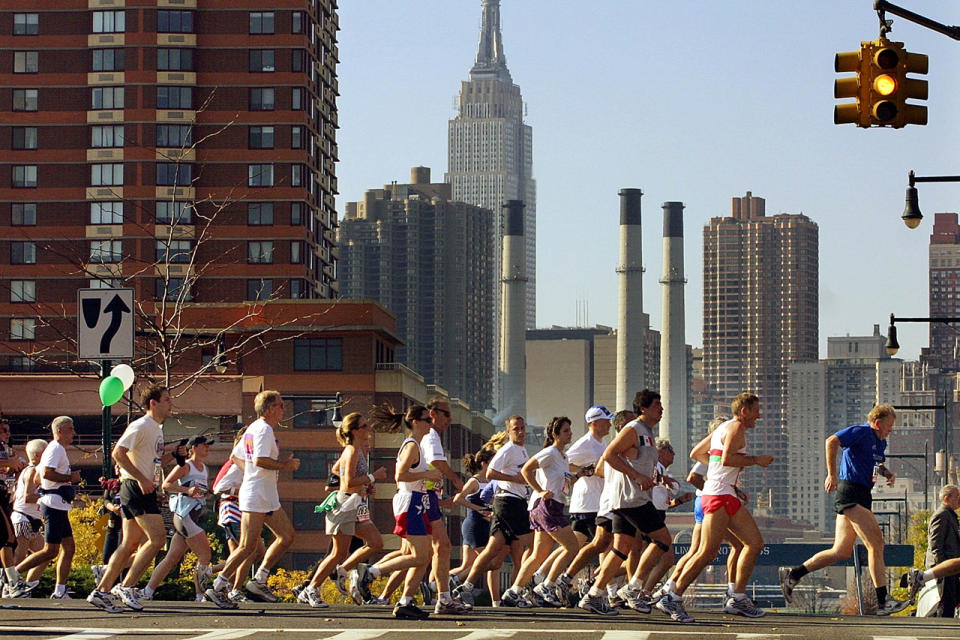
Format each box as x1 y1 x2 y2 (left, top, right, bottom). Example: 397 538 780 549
78 288 134 360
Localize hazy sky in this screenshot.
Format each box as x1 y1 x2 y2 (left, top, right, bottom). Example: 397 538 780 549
336 1 960 361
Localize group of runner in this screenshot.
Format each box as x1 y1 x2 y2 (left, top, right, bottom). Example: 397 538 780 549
0 385 921 621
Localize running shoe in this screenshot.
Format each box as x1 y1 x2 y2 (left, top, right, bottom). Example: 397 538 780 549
419 579 434 606
532 570 546 586
244 578 278 603
607 594 626 610
876 597 911 616
724 596 765 617
393 602 429 620
434 597 470 614
194 565 213 593
137 590 153 601
86 589 125 614
626 591 652 614
449 573 463 591
90 564 106 585
6 580 33 599
655 593 694 623
452 582 475 608
228 589 250 604
334 567 349 597
616 583 640 603
905 568 925 604
297 586 329 609
50 592 72 600
364 597 391 606
578 593 619 616
351 564 374 604
500 589 521 607
577 578 593 600
112 585 144 611
555 577 572 606
204 585 239 610
533 583 562 608
778 567 798 605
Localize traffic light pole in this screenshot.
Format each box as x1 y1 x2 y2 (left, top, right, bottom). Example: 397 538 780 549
874 0 960 41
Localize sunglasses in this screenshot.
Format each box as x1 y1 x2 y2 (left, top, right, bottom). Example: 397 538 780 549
417 416 433 424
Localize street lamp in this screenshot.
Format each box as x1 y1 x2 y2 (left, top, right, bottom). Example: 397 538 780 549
885 312 960 356
331 392 343 428
900 170 960 229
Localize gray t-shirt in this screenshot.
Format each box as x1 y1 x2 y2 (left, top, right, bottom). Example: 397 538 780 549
606 419 658 510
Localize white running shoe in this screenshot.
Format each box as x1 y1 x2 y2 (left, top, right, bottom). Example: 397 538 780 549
724 596 765 617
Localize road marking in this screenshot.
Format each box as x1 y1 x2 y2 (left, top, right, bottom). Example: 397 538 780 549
600 632 650 640
186 631 259 640
320 632 387 640
49 633 120 640
455 632 519 640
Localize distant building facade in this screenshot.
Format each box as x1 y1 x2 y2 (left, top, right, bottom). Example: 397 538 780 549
930 213 960 370
339 168 494 411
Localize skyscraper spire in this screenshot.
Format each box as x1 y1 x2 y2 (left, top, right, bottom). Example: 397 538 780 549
471 0 512 82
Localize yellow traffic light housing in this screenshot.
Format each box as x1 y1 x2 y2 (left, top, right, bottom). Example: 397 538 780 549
834 38 928 128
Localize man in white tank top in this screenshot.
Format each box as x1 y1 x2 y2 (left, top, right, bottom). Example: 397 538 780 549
657 392 773 623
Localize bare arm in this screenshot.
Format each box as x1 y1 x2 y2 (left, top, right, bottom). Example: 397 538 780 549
430 458 464 492
686 470 705 491
824 435 841 492
521 456 551 500
340 446 376 493
255 455 299 471
689 432 712 465
113 444 153 492
720 422 773 468
41 465 80 484
453 477 483 512
24 467 40 503
162 462 190 493
395 442 442 484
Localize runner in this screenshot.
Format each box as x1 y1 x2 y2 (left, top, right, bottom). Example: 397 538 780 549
11 439 46 568
0 419 25 598
451 447 497 602
779 403 910 616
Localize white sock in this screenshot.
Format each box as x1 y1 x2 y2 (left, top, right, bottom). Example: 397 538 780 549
606 582 618 597
197 564 210 575
399 595 412 606
628 576 643 589
543 579 555 589
507 584 521 595
336 565 347 577
559 573 572 584
589 586 604 597
254 567 270 583
369 565 381 578
213 575 230 591
229 588 242 598
922 569 936 581
141 585 155 598
667 582 679 596
54 584 66 597
3 567 18 583
734 592 747 600
463 580 474 591
439 591 452 603
664 578 676 593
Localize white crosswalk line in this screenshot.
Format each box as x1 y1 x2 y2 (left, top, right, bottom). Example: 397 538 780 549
184 631 258 640
455 632 520 640
319 632 387 640
874 637 919 640
49 633 120 640
600 632 651 640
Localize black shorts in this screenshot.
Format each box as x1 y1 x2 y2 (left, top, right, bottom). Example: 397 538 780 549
611 502 666 537
490 494 531 543
41 505 72 544
222 520 241 543
570 512 598 539
595 515 612 532
835 480 872 515
119 479 161 519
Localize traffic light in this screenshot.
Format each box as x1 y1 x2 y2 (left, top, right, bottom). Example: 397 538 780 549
834 38 928 128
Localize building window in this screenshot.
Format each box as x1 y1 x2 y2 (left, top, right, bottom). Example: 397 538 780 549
292 449 337 475
247 203 274 225
12 127 37 150
92 49 124 72
249 88 275 111
291 164 304 187
291 87 303 110
11 242 36 264
13 14 38 35
9 356 36 372
11 203 36 226
249 126 274 149
290 278 305 299
90 201 123 224
156 163 192 186
91 86 124 110
14 51 38 73
248 241 274 264
90 278 120 289
290 241 302 264
92 10 125 33
294 338 343 371
290 202 303 225
157 10 193 33
91 125 124 148
156 239 192 263
13 88 37 111
249 12 275 34
12 165 37 188
248 164 273 187
291 126 304 149
246 279 273 301
157 48 193 71
291 11 304 34
156 201 194 224
10 318 35 341
291 502 324 530
90 240 122 264
91 163 123 186
155 278 191 301
157 86 192 109
10 280 35 303
291 49 305 73
249 50 275 72
156 125 192 148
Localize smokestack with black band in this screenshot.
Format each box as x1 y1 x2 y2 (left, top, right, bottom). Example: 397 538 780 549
499 200 527 424
616 189 646 411
659 201 688 474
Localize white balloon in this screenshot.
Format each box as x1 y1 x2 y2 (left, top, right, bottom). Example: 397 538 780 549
110 363 135 391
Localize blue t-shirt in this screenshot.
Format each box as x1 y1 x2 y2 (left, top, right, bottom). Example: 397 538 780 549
835 423 886 488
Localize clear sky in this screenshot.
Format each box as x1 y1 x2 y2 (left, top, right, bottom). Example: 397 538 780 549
336 1 960 361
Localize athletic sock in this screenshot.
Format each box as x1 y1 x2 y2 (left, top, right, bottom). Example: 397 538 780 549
54 584 66 597
506 584 521 595
543 580 555 589
667 582 680 596
399 596 413 606
213 575 230 591
727 582 735 596
369 565 382 579
789 565 809 582
664 578 676 593
605 582 618 597
922 569 935 581
876 585 888 606
439 591 452 603
254 567 270 583
3 567 18 583
141 585 155 598
462 580 474 591
734 592 747 601
588 586 604 598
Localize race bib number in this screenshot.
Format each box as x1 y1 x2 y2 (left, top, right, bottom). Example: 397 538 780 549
356 501 371 523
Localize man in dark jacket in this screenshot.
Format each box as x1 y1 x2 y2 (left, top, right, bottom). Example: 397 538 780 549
907 484 960 618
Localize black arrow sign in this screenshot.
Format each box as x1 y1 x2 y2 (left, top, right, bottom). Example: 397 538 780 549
100 294 130 354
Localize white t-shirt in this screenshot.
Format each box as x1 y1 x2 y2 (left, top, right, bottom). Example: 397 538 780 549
238 418 281 513
421 427 446 491
37 440 71 511
489 441 529 499
651 461 672 511
115 414 164 484
566 431 606 514
527 445 568 509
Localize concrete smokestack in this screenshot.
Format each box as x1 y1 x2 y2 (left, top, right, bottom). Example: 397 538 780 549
499 200 526 424
616 189 647 411
659 202 688 474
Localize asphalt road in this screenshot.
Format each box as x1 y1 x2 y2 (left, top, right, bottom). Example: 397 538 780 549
0 600 956 640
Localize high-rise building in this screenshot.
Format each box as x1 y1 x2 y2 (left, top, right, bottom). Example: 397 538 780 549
0 3 340 372
930 212 960 369
447 0 536 330
339 167 495 411
702 192 818 515
787 327 900 530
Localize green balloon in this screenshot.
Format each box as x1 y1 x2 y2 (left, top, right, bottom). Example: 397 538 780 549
99 376 124 407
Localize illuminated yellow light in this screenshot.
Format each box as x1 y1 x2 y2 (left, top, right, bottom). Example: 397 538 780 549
874 74 897 96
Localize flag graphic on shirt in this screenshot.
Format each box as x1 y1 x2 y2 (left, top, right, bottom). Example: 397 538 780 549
708 449 724 462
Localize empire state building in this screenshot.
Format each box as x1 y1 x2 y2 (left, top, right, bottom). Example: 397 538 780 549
447 0 537 330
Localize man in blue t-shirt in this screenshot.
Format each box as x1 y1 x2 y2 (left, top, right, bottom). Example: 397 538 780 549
778 403 909 615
